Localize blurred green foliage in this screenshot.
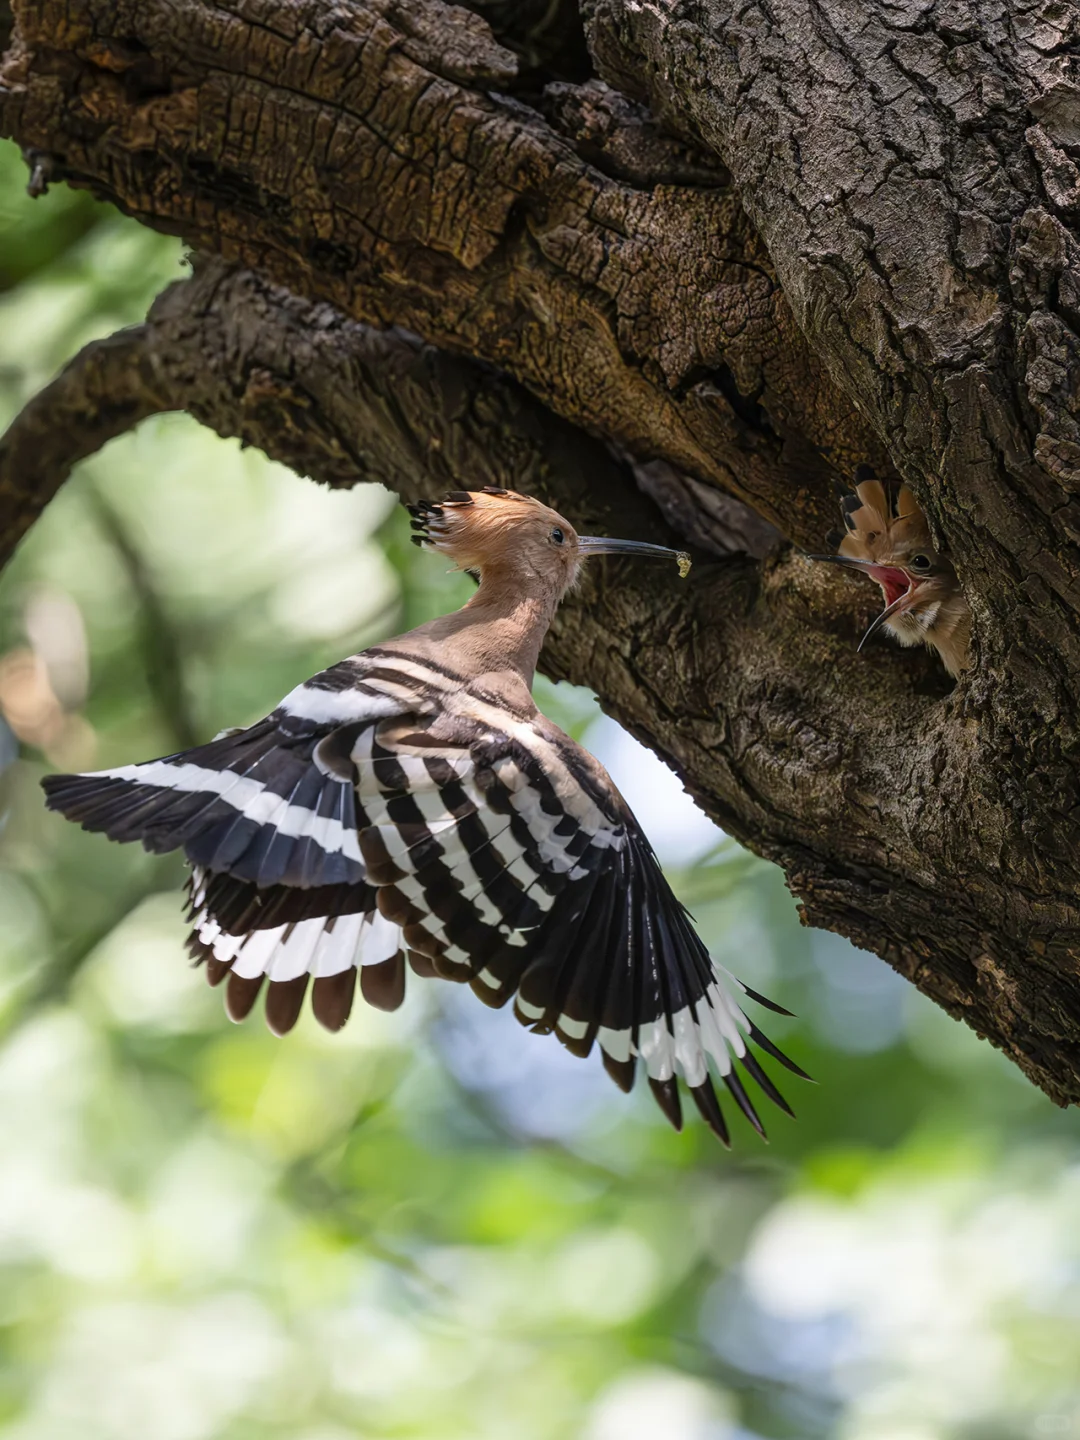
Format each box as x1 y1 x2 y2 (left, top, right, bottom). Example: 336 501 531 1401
1 137 1080 1440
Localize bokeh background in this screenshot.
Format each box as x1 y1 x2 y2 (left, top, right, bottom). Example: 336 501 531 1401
2 136 1080 1440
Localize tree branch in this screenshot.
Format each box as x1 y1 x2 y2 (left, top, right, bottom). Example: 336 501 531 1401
461 0 592 83
584 0 1080 679
0 0 888 544
4 256 1079 1105
0 325 172 566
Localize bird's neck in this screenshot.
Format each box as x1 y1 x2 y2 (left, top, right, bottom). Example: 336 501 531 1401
407 568 564 685
927 591 973 678
888 582 972 679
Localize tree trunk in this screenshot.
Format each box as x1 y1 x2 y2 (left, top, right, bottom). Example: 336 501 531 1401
3 0 1080 1103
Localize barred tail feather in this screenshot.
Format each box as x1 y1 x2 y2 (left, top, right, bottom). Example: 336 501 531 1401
186 869 405 1034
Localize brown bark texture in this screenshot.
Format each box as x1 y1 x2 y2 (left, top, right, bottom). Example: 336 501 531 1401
2 0 1080 1104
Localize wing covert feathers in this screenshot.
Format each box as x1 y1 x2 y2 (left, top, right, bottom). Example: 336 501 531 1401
44 647 803 1142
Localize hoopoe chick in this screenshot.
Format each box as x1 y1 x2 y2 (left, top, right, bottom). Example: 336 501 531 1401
41 487 804 1145
811 466 972 678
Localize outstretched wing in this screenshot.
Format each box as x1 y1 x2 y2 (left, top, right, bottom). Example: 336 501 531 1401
39 653 416 888
41 651 431 1033
352 707 806 1144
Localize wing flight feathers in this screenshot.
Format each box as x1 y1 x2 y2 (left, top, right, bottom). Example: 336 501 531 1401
350 711 803 1142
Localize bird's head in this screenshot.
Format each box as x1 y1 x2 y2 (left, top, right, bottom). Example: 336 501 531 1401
807 466 966 659
407 488 690 598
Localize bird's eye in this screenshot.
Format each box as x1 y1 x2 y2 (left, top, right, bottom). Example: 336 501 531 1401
551 527 565 545
910 554 932 570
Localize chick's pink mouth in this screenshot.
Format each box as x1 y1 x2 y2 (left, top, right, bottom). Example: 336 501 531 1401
866 565 912 608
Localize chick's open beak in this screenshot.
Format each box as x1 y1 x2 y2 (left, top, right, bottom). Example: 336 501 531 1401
805 553 922 652
805 553 907 588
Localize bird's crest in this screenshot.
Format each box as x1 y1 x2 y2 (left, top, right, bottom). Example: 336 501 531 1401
835 465 933 568
407 488 570 570
406 487 510 548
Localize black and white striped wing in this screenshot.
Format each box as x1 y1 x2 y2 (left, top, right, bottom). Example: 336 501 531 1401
41 654 428 1032
352 711 806 1143
39 654 417 888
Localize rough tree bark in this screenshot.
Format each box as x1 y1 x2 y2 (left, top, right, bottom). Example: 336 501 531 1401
2 0 1080 1103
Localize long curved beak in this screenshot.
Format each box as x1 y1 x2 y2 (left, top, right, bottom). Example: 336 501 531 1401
806 553 923 651
857 588 916 651
579 536 692 577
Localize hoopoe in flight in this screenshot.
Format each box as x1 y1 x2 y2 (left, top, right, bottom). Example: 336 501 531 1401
810 465 971 678
42 488 805 1144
